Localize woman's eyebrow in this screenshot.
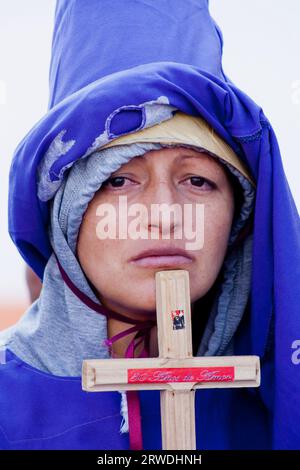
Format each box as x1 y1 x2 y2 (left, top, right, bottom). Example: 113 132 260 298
178 153 222 173
178 153 212 163
179 153 205 160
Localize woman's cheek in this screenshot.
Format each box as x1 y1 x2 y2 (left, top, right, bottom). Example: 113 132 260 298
203 202 233 256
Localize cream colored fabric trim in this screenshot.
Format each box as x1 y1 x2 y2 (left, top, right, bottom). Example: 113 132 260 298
101 111 255 185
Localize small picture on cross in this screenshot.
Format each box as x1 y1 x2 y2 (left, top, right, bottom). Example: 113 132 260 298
171 309 185 330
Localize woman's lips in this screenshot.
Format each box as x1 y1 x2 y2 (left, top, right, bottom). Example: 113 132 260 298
130 255 193 268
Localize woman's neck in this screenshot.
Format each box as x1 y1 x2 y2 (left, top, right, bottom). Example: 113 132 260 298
106 303 197 359
107 317 158 358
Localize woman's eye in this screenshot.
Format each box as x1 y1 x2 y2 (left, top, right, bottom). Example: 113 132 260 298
103 175 215 190
104 176 132 188
184 176 215 190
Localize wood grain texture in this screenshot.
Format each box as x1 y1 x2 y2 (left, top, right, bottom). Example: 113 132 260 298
81 270 261 450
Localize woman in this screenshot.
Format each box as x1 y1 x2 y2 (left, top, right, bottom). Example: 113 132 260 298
0 0 299 450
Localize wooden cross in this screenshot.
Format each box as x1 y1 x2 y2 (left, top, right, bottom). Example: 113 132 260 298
82 270 260 450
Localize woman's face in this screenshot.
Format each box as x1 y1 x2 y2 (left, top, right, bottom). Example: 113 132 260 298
77 147 235 321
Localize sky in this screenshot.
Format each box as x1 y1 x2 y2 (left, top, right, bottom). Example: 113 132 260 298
0 0 299 307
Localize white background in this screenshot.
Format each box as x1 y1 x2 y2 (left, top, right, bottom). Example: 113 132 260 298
0 0 299 308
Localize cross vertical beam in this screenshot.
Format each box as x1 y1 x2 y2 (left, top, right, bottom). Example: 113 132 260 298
156 270 195 449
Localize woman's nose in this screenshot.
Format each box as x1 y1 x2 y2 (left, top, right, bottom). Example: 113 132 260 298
141 180 183 238
147 179 176 204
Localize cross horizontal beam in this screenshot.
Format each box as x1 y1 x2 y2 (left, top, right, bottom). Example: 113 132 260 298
82 355 260 392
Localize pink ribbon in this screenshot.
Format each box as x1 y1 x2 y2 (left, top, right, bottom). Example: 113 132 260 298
55 254 156 450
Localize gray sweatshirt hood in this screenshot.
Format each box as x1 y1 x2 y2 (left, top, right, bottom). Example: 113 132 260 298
0 104 255 377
